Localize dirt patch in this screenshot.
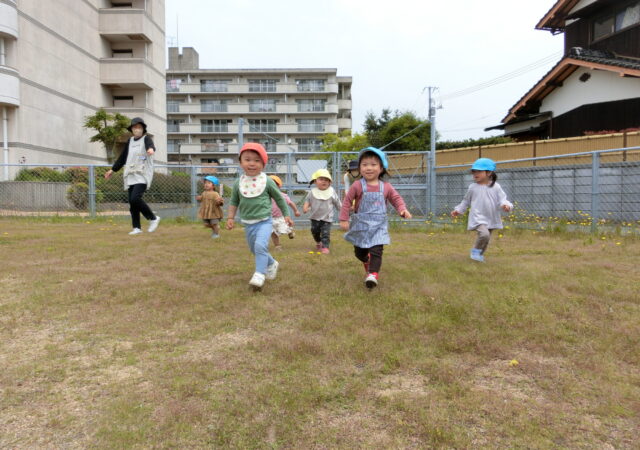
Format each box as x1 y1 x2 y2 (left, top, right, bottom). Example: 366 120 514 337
376 373 432 398
178 329 256 362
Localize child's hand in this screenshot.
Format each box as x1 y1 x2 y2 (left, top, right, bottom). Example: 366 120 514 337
502 204 511 212
218 198 225 205
451 210 460 218
104 169 113 180
400 210 412 219
303 204 310 214
340 220 349 231
294 210 301 217
146 148 155 156
226 218 235 230
284 216 294 227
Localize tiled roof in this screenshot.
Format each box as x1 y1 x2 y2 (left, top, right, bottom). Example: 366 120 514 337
568 48 640 71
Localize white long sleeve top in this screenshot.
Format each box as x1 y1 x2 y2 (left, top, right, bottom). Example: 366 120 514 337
454 182 513 230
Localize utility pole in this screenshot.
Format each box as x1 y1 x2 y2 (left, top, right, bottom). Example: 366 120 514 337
426 86 438 218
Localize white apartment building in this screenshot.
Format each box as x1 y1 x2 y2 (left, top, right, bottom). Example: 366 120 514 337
166 47 352 166
0 0 166 178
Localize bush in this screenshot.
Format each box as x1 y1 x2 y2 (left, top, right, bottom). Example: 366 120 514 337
67 182 104 210
15 167 69 182
64 167 89 183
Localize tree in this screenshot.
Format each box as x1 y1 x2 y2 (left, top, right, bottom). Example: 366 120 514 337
84 109 131 163
437 136 513 150
364 109 432 151
321 130 370 153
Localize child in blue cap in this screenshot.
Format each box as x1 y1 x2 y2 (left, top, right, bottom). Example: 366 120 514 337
451 158 513 262
197 175 224 238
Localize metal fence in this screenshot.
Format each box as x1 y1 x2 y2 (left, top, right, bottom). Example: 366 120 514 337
1 148 639 232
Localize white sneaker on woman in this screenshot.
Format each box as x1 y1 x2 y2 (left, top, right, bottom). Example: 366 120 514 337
148 216 160 233
128 228 142 235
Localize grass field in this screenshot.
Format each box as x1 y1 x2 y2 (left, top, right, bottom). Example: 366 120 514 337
0 218 639 448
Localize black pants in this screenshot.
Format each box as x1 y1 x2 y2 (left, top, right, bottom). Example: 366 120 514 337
310 219 332 248
354 245 384 273
128 183 155 229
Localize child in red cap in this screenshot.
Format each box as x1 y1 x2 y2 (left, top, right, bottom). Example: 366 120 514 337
227 143 293 290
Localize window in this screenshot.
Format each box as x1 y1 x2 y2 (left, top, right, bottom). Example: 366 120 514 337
112 48 133 58
113 96 134 107
166 78 182 92
593 1 640 41
201 120 229 132
296 99 326 112
167 100 182 112
167 139 183 153
201 80 229 92
297 138 323 151
201 139 231 152
248 139 277 151
201 100 228 112
248 119 277 133
296 119 326 132
167 119 183 133
249 79 277 92
110 2 133 7
249 99 277 112
296 79 325 92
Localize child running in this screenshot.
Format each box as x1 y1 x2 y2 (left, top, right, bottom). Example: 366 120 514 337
226 143 293 290
269 175 301 250
339 147 412 289
451 158 513 262
196 175 224 239
303 169 341 254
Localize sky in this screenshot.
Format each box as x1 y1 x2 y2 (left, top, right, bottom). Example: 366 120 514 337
164 0 564 143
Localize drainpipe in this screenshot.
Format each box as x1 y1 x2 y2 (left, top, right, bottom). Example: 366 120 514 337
0 37 5 65
3 107 8 181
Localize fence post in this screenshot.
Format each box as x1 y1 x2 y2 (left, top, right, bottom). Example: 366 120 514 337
331 152 338 194
190 165 198 221
88 165 96 218
590 152 600 233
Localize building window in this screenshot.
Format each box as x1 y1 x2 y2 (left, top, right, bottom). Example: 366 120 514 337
296 119 326 132
296 99 326 112
249 139 277 151
249 99 277 112
201 139 231 152
249 79 277 92
201 80 229 92
296 79 325 92
167 139 183 153
201 120 230 132
201 100 228 112
593 1 640 41
297 138 323 151
248 119 277 133
167 78 182 92
167 100 182 112
113 96 134 107
167 119 183 132
112 48 133 58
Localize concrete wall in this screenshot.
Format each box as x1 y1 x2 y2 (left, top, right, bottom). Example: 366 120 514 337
0 181 72 210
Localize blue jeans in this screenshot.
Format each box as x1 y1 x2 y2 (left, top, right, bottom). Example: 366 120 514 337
244 219 275 275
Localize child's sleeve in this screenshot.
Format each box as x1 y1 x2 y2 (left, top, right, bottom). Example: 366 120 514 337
454 185 473 214
269 180 289 216
496 184 513 210
331 191 342 211
385 183 408 214
339 183 359 221
229 180 240 207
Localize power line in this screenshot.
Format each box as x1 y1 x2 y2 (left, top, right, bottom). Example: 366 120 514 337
440 51 561 101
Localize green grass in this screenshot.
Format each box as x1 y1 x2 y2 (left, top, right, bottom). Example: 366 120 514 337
0 218 638 448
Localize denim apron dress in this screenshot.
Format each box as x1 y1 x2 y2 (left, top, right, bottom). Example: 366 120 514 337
344 179 391 248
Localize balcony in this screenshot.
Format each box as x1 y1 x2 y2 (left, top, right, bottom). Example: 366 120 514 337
172 123 239 134
0 1 18 39
338 99 352 111
100 58 155 88
172 82 339 95
178 143 239 154
0 65 20 106
338 118 352 130
99 8 153 42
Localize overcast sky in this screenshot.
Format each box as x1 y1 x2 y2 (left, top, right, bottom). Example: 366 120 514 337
165 0 563 143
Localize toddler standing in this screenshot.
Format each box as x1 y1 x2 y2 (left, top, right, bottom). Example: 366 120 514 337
303 169 341 254
197 175 224 239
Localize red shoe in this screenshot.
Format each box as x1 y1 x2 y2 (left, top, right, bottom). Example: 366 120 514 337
365 272 378 289
321 247 330 254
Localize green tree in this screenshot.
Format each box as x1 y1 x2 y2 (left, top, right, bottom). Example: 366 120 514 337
364 109 432 151
83 109 131 163
321 130 370 153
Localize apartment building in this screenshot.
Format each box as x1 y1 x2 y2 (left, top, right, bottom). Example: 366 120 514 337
166 47 352 166
0 0 166 178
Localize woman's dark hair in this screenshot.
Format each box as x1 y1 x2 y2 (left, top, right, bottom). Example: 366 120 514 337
358 152 388 179
488 171 497 187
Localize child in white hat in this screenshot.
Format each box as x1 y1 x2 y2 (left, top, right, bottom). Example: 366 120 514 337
303 169 341 254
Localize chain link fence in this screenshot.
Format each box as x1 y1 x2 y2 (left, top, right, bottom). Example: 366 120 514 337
1 148 639 232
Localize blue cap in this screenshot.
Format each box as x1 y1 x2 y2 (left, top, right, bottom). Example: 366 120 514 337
471 158 496 171
358 147 388 169
204 175 219 186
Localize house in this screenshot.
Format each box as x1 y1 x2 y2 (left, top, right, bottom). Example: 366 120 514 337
488 0 640 140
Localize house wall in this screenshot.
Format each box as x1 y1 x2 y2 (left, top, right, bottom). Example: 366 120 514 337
551 97 640 137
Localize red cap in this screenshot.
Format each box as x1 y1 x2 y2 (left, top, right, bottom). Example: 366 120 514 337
239 142 268 166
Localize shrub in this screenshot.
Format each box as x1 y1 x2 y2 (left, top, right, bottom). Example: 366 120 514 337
15 167 69 182
64 167 89 183
67 183 104 210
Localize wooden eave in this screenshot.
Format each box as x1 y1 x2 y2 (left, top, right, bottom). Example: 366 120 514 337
535 0 581 32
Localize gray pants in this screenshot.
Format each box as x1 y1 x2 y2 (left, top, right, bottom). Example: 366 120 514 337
474 225 493 254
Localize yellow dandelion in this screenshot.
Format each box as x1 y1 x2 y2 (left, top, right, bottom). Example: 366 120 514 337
616 242 621 245
509 359 519 367
308 251 314 254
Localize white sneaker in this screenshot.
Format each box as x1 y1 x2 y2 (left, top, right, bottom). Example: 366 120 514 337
128 228 142 235
365 273 378 289
265 260 279 280
148 216 160 233
249 272 265 290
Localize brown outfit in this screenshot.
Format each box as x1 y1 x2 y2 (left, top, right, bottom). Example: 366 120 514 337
198 191 224 220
